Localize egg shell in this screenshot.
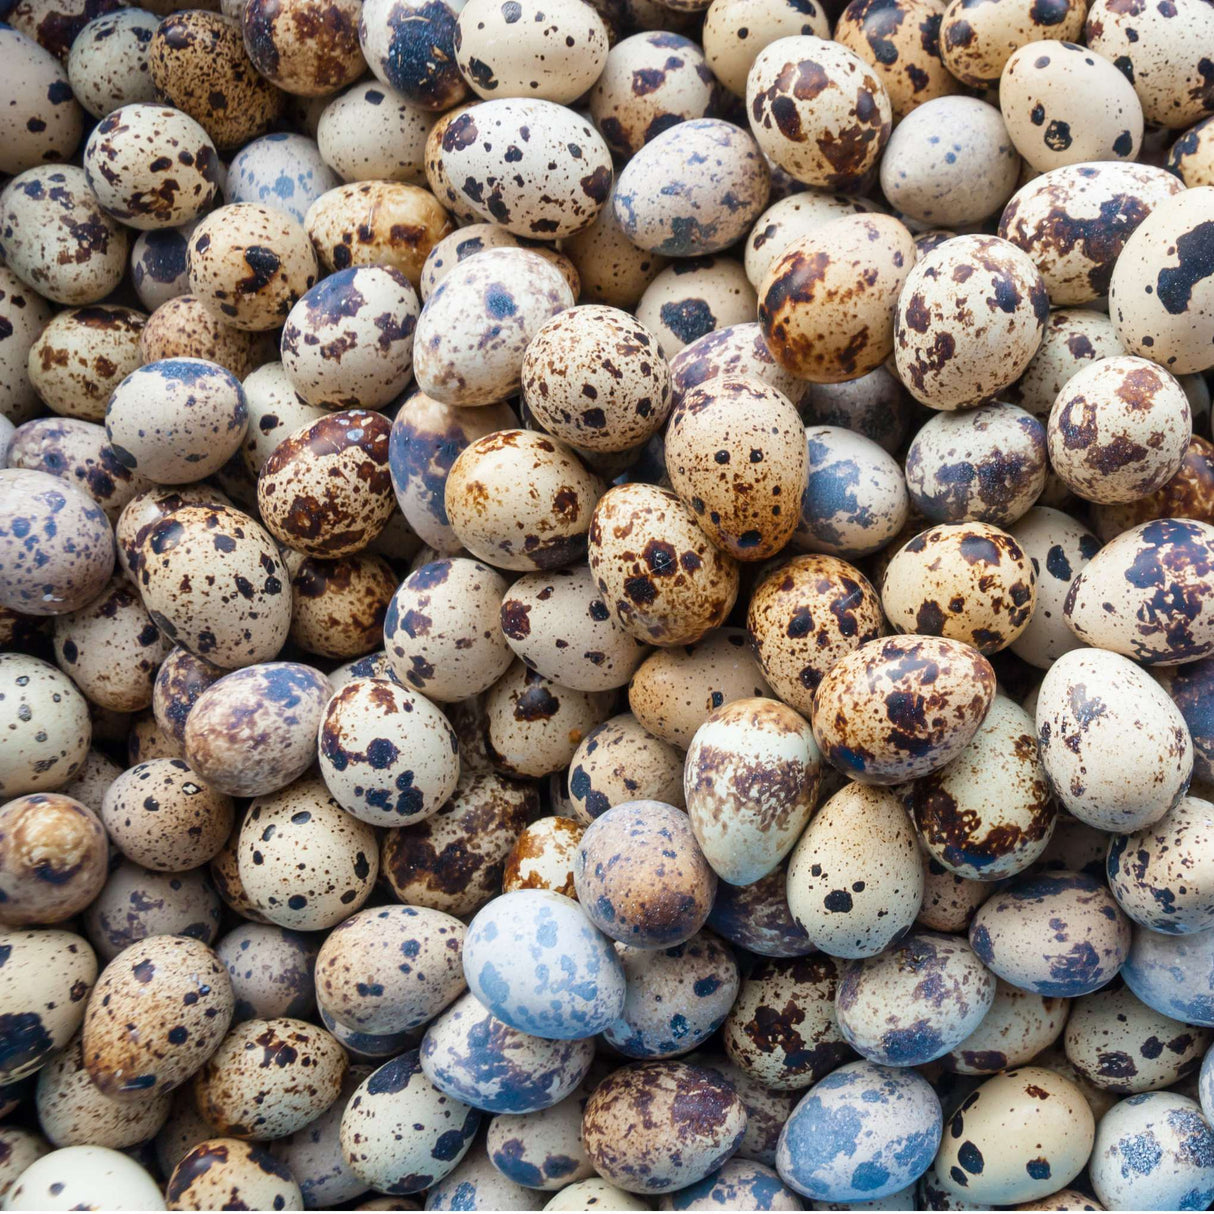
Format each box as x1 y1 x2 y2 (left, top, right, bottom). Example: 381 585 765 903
933 1066 1094 1206
1122 925 1214 1026
0 653 92 796
58 747 121 815
486 1087 598 1190
65 8 157 119
1092 431 1214 542
241 0 364 95
543 1178 651 1209
226 132 337 225
0 1127 50 1200
151 647 221 747
358 0 469 111
1008 308 1126 422
1 267 55 425
5 1145 163 1211
776 1060 942 1202
939 0 1084 86
566 717 680 828
316 81 429 186
420 224 546 300
129 226 195 313
707 860 815 958
81 934 233 1100
0 24 81 175
503 814 583 898
940 979 1068 1075
427 1145 546 1209
380 770 537 917
668 323 805 415
289 553 397 661
140 293 275 378
164 1138 303 1210
635 256 758 357
698 1057 801 1171
127 710 185 766
1169 114 1214 187
216 922 317 1022
582 1061 747 1194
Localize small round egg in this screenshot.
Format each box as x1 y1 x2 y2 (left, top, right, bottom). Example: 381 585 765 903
242 0 364 96
115 483 229 581
140 293 275 377
1168 114 1214 187
940 979 1069 1075
427 1145 545 1209
290 552 398 661
635 257 758 358
129 227 195 313
359 0 469 111
0 653 92 796
707 861 814 958
568 713 684 823
317 81 432 185
1008 307 1126 422
486 1087 596 1191
226 132 337 224
66 9 158 119
5 1145 163 1211
216 922 317 1022
669 321 807 411
167 1138 303 1211
239 361 324 475
1123 926 1214 1025
503 815 583 898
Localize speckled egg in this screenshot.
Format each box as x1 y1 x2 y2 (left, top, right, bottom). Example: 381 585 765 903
86 862 221 961
0 653 92 796
380 769 536 916
5 1145 163 1211
940 978 1068 1075
426 1144 546 1209
938 0 1085 87
413 248 574 406
1122 925 1214 1025
280 266 419 410
969 870 1131 997
81 934 233 1099
1008 308 1126 422
636 257 758 357
567 713 683 823
893 234 1048 411
115 484 228 582
291 552 399 660
503 815 583 898
462 888 625 1038
669 322 806 412
932 1066 1094 1206
242 0 364 96
544 1178 650 1209
0 1127 50 1199
216 922 317 1021
776 1061 941 1203
1 267 54 425
226 132 338 224
140 293 275 377
1092 432 1214 541
358 0 468 111
998 161 1183 307
129 226 195 313
166 1138 303 1211
614 118 768 256
66 9 157 119
583 1061 747 1194
316 81 430 186
420 225 563 300
238 361 323 475
746 36 890 190
1169 115 1214 188
81 104 219 230
660 1158 805 1211
486 1085 596 1191
707 860 814 958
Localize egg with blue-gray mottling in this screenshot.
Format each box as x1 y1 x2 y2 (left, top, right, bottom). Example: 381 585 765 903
359 0 469 111
707 861 815 958
658 1159 804 1210
226 133 338 224
426 1145 548 1210
462 889 625 1039
216 922 318 1023
939 979 1068 1076
1122 923 1214 1026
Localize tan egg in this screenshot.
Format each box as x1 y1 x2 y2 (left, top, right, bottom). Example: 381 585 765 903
747 34 892 190
86 861 220 962
932 1067 1094 1206
503 815 584 897
59 747 123 813
188 204 318 332
423 104 484 224
998 161 1183 307
1109 187 1214 376
759 214 917 384
413 248 574 407
1 25 82 175
149 10 283 151
1048 356 1191 504
941 979 1068 1075
567 713 684 825
544 1179 650 1209
215 921 317 1022
127 709 185 765
240 363 325 475
834 0 958 119
1085 0 1214 128
1006 308 1125 421
257 409 393 558
130 224 196 314
881 521 1037 654
785 780 922 956
0 1127 49 1198
1 266 55 426
136 502 291 667
939 0 1084 86
894 234 1048 411
635 257 757 357
419 225 567 301
289 554 396 660
445 430 604 572
1168 115 1214 187
167 1138 303 1211
66 9 158 119
614 118 769 256
209 812 269 924
0 166 129 306
140 294 275 378
115 484 230 582
1092 434 1214 542
381 770 538 916
242 0 364 96
669 322 808 412
1064 519 1214 664
81 934 233 1100
53 576 170 712
918 853 988 933
318 82 433 186
0 653 92 796
27 305 146 424
588 31 715 158
701 0 828 96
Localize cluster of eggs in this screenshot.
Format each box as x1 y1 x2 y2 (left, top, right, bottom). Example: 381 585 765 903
1 0 1214 1205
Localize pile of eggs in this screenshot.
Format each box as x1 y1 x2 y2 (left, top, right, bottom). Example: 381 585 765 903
1 0 1214 1202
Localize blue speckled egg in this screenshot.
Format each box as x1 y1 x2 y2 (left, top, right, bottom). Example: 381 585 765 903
776 1060 942 1202
424 1145 546 1210
968 871 1131 998
226 133 338 225
707 862 815 958
1122 925 1214 1026
358 0 469 111
462 889 626 1040
603 931 740 1059
1200 1044 1214 1124
658 1159 804 1210
1090 1092 1214 1211
835 932 996 1067
421 992 593 1115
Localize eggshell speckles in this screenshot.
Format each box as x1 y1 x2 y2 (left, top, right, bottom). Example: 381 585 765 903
87 862 221 962
1 267 55 426
241 0 364 97
941 979 1068 1075
708 861 814 958
0 653 92 797
6 1145 163 1211
358 0 467 111
166 1138 303 1211
568 713 684 824
503 815 583 898
939 0 1085 87
583 1062 748 1194
636 257 758 358
217 922 316 1021
2 25 82 175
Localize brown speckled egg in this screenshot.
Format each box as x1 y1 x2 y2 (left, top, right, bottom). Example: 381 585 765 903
1047 355 1191 504
503 815 583 897
184 662 332 798
167 1138 303 1211
894 233 1048 411
1108 186 1214 376
27 305 146 424
419 225 567 301
582 1062 746 1194
1008 308 1126 422
2 25 82 174
746 554 883 716
82 934 233 1100
59 747 122 813
669 322 807 412
786 780 922 957
905 402 1048 526
82 104 220 231
289 554 397 660
588 31 715 159
759 214 916 384
128 709 185 765
746 35 890 190
574 799 716 948
0 166 129 306
257 409 393 558
210 812 270 924
149 11 284 151
812 634 997 784
136 502 291 667
881 521 1037 654
918 854 987 934
939 0 1085 87
188 203 318 331
444 430 604 572
0 653 91 796
115 484 230 582
998 161 1183 307
1169 116 1214 187
53 576 170 712
6 0 123 61
664 375 806 560
67 9 158 120
216 922 317 1022
567 713 684 824
701 0 829 96
0 792 107 926
86 862 221 962
635 257 757 358
140 294 275 378
1063 518 1214 664
1092 434 1214 542
240 363 325 474
317 82 432 187
941 977 1067 1075
2 267 55 426
381 770 537 916
242 0 365 96
588 482 739 646
280 266 419 410
306 181 453 288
